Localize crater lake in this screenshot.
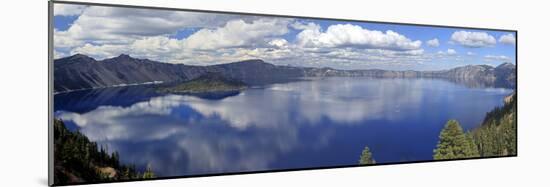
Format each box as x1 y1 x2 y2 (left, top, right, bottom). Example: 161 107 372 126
54 77 513 177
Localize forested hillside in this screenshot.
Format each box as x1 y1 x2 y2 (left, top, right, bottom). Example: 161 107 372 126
54 119 155 184
433 92 517 159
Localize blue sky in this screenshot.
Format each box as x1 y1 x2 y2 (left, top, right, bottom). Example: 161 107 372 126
53 4 516 70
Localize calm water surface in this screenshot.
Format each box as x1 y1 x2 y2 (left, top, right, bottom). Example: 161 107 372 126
54 77 512 177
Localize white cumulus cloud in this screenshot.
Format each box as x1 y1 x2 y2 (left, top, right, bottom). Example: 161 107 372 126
54 5 492 70
450 31 496 48
437 48 456 55
296 24 422 51
499 33 516 45
183 19 291 50
54 6 241 46
447 49 457 55
268 39 289 48
54 4 87 16
426 38 439 47
290 22 321 31
68 18 292 63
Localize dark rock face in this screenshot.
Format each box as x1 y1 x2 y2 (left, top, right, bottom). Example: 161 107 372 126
54 55 304 92
54 54 204 92
54 54 516 92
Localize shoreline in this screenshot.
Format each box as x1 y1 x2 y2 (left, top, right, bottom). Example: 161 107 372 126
54 81 164 95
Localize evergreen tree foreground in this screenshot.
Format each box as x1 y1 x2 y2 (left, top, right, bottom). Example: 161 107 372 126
359 146 376 165
433 119 480 160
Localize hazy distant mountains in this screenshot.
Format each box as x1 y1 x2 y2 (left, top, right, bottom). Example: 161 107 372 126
302 62 516 88
54 54 516 93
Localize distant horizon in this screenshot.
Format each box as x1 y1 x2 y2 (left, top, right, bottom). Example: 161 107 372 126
54 4 516 71
55 53 514 72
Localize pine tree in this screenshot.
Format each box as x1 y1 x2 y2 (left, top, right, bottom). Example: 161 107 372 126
433 120 480 159
359 146 376 165
142 164 156 179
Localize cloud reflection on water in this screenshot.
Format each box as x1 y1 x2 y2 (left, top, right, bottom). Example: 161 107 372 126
55 78 511 176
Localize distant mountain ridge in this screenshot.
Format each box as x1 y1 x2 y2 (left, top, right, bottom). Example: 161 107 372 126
54 54 516 92
302 62 516 88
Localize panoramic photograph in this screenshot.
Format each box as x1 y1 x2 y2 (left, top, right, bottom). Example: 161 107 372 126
52 3 517 185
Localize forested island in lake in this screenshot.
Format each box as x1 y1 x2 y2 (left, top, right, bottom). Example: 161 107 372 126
156 73 248 94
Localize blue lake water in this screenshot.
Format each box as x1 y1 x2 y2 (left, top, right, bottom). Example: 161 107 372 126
54 77 512 177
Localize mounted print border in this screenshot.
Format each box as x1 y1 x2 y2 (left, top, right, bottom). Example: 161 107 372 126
48 1 517 186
